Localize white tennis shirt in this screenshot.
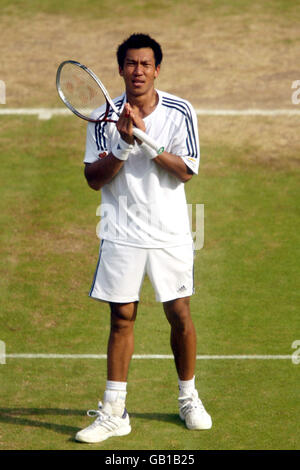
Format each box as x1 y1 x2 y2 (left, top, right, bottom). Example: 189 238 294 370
84 90 200 248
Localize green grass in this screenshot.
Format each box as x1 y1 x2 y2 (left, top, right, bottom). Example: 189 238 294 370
0 360 298 450
0 115 299 450
1 0 300 20
192 143 299 355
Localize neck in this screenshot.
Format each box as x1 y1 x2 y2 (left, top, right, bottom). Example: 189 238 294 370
126 87 158 118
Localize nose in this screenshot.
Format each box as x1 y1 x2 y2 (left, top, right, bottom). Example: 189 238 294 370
134 63 143 75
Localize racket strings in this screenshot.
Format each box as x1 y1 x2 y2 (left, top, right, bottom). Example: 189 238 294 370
59 63 107 117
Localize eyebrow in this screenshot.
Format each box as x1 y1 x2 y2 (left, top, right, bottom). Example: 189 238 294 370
125 58 153 64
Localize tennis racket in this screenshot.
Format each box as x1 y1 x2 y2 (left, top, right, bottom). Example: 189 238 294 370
56 60 164 154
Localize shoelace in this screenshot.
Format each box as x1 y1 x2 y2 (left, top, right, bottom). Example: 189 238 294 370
178 395 205 416
86 403 122 432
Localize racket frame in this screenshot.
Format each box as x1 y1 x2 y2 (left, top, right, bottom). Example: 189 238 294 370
56 60 164 154
56 60 117 123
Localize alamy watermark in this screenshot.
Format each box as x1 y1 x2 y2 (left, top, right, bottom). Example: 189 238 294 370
291 340 300 365
0 80 6 104
188 203 204 250
291 80 300 105
0 340 6 364
95 199 204 250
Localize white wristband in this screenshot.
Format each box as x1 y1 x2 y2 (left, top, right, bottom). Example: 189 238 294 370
112 138 134 161
139 141 159 160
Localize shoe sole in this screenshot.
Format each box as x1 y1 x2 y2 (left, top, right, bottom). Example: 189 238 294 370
179 412 212 430
75 424 131 444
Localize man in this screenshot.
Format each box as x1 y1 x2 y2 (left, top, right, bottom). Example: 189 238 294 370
75 33 212 444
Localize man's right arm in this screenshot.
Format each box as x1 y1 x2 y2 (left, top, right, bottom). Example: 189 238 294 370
84 104 136 191
84 153 124 191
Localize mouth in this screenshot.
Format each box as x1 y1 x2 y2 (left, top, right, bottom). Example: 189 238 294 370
132 79 145 87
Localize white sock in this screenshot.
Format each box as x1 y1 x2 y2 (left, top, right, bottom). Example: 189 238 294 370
104 380 127 403
178 376 196 397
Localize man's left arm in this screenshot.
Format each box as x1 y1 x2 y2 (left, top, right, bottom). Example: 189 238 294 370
153 100 200 182
128 101 199 183
152 152 193 183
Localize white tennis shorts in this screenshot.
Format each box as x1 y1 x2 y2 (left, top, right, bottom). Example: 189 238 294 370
89 240 195 303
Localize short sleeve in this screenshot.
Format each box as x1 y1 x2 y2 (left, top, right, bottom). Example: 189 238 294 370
83 120 110 164
170 102 200 175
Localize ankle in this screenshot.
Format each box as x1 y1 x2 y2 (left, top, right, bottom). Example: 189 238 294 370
178 376 196 397
103 380 127 416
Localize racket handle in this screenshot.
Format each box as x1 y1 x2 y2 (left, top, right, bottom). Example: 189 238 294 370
133 128 164 155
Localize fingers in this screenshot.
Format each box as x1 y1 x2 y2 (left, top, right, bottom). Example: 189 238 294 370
124 104 130 118
129 109 146 134
117 103 134 144
117 103 147 145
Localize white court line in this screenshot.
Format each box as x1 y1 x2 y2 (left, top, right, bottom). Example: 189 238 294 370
0 108 72 119
0 108 300 119
195 109 300 116
4 354 293 360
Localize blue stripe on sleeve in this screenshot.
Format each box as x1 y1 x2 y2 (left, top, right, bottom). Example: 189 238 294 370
94 96 125 152
161 97 198 159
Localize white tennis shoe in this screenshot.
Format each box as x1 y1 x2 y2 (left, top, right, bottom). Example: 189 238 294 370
178 390 212 430
75 401 131 443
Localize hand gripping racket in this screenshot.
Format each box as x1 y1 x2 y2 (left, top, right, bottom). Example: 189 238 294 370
56 60 164 154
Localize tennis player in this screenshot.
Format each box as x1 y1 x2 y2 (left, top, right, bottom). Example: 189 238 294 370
75 33 212 443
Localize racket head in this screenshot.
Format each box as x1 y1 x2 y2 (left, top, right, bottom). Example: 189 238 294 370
56 60 118 123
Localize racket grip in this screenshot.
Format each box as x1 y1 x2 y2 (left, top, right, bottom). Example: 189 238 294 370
133 128 164 155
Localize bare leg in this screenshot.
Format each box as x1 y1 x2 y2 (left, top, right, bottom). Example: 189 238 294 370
163 297 196 381
107 302 138 382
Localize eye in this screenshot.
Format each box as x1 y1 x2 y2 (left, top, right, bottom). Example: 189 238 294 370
125 60 136 66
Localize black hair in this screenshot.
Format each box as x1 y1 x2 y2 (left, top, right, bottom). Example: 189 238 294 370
117 33 163 68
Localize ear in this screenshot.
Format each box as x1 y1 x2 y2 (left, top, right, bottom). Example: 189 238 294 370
154 64 161 79
119 66 124 77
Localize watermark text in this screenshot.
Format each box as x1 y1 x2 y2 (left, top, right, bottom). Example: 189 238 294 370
291 340 300 365
291 80 300 105
0 340 6 364
95 199 204 250
0 80 6 104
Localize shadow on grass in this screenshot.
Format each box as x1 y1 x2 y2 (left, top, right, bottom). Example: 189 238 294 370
0 408 183 438
0 408 81 436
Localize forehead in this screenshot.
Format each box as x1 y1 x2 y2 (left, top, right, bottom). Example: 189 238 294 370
124 47 155 62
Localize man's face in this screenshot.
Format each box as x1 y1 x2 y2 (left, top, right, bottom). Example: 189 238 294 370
119 47 160 96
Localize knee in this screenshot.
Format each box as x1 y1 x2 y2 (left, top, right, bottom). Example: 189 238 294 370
172 312 193 334
110 303 137 335
165 300 194 334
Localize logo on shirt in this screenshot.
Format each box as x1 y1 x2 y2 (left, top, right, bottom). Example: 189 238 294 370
98 151 108 159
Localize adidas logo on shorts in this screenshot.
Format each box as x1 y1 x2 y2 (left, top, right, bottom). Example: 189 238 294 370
177 285 187 292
